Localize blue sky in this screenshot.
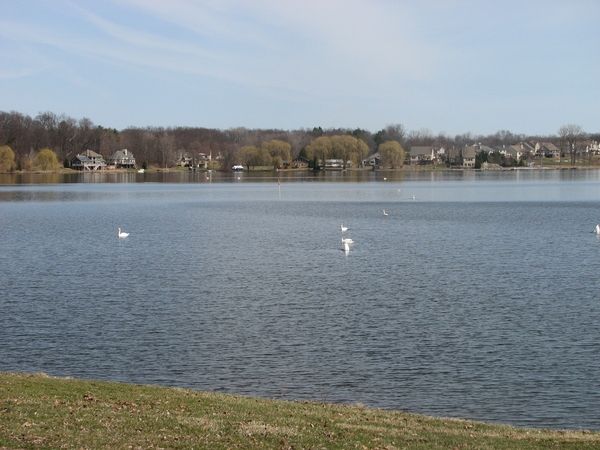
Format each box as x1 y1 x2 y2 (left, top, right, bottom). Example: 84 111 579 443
1 1 598 136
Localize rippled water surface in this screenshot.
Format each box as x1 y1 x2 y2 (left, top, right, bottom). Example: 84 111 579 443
2 170 600 430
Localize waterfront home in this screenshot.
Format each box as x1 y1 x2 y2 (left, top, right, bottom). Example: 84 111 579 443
108 149 137 169
71 149 106 171
362 152 381 168
176 151 193 167
290 156 310 169
507 145 526 161
409 146 437 165
462 146 477 167
325 159 347 169
536 142 560 158
446 146 476 168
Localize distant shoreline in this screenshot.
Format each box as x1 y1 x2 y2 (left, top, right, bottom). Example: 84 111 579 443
2 164 600 176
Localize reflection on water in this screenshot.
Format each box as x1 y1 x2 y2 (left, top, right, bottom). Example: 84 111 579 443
2 167 600 187
2 169 600 203
1 173 600 431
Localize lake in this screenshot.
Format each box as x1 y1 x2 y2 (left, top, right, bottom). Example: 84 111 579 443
1 168 600 430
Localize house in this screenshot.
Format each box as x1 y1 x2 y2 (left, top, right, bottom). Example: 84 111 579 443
538 142 560 158
507 145 526 161
71 149 106 171
290 156 310 169
462 146 477 167
325 159 352 169
362 152 381 167
436 146 446 160
446 146 477 168
325 159 352 170
176 151 193 167
586 141 600 155
409 146 437 165
108 149 137 168
196 153 210 168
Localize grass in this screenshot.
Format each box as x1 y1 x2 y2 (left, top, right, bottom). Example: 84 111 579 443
1 373 599 449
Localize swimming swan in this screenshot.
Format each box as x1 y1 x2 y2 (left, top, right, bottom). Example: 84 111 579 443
341 224 348 232
343 242 350 253
383 210 388 216
118 228 129 238
341 238 354 244
594 224 600 234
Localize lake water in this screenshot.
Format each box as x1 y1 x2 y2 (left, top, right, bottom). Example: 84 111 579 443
2 169 600 430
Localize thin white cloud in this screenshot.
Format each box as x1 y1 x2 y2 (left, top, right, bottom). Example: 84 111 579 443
105 0 446 91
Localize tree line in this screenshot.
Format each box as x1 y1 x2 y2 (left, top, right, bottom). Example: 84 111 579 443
0 110 596 172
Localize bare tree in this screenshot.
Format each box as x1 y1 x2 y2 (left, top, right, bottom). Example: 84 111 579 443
158 132 175 168
374 123 405 147
558 124 587 165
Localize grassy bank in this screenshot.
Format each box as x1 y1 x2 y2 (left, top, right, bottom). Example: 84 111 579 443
1 373 598 449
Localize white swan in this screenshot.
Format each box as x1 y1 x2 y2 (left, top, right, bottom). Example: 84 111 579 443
343 242 350 253
118 228 129 238
341 238 354 244
383 210 388 216
341 224 348 232
594 224 600 234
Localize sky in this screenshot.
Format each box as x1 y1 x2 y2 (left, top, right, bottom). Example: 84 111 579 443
1 1 599 136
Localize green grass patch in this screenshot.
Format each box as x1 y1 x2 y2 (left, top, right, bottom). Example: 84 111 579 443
1 372 598 449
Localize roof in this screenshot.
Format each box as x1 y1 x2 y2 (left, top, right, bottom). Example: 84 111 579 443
83 149 103 158
463 146 477 158
541 142 559 151
109 150 135 160
410 146 435 157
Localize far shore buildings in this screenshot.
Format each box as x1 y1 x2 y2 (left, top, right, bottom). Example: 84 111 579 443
409 146 438 165
71 149 138 170
108 149 137 169
70 150 106 171
175 150 210 169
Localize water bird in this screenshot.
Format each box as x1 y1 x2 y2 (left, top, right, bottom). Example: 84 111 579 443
383 210 388 216
343 242 350 253
118 228 129 238
412 195 416 200
383 177 387 181
341 238 354 244
594 224 600 234
341 224 348 232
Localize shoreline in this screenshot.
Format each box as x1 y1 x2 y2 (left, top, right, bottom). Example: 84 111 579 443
2 164 600 176
1 371 598 449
